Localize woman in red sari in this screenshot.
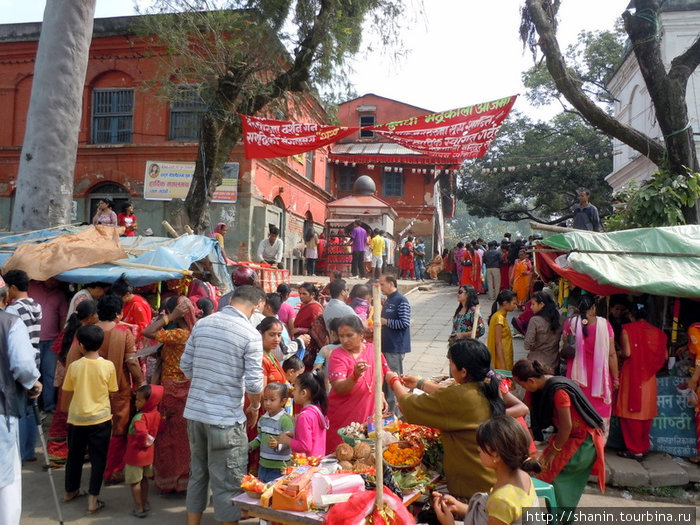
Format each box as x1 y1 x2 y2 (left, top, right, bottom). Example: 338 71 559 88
615 303 667 459
112 273 153 350
398 237 414 279
326 315 391 452
292 283 323 337
460 246 479 287
316 232 328 275
142 295 197 493
513 359 606 515
64 295 144 484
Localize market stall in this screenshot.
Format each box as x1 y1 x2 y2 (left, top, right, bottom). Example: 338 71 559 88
534 225 700 457
0 225 232 290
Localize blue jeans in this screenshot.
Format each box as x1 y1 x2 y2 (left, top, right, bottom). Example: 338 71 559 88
306 258 316 276
18 395 37 461
414 259 425 280
40 340 57 411
257 465 284 483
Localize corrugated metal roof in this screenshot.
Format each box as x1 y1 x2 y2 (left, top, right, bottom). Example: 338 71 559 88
331 143 424 156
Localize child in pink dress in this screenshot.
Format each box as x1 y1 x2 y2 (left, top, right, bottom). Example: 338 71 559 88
272 371 329 457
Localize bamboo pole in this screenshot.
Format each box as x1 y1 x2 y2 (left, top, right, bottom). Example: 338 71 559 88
111 260 193 276
372 283 384 509
470 304 481 339
161 221 180 238
529 221 578 234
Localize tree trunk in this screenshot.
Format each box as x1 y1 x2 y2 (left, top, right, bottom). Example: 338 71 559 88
185 112 241 234
11 0 96 231
622 0 700 223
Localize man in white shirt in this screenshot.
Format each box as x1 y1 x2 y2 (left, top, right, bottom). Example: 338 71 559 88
256 226 284 269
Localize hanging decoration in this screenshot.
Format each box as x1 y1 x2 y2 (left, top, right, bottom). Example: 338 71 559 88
241 115 358 159
240 95 518 161
370 95 517 160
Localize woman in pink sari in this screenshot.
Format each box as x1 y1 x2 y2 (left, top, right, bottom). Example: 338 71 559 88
326 315 392 452
562 295 619 435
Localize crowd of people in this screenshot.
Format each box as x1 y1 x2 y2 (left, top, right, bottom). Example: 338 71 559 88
0 219 689 525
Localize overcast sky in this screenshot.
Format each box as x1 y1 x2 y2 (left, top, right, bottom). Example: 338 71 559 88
3 1 626 119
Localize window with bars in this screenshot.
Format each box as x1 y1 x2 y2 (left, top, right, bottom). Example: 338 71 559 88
92 89 133 144
169 87 206 141
305 151 314 180
359 114 375 138
382 169 403 197
338 165 357 192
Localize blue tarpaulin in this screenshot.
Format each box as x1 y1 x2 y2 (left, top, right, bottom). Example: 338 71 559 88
0 228 232 289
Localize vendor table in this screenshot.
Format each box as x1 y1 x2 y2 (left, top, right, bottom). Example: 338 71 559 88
232 473 439 525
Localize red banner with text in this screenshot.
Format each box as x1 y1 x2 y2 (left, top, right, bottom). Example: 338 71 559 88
240 95 517 161
241 115 358 159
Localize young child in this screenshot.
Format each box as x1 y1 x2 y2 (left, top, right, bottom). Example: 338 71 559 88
313 318 341 391
348 285 370 321
62 325 117 515
249 383 295 483
125 384 164 518
272 371 328 457
432 416 540 525
282 355 305 415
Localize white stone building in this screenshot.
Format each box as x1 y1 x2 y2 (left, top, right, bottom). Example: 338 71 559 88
606 0 700 192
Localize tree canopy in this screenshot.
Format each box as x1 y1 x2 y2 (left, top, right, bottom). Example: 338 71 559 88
520 0 700 224
456 111 613 224
138 0 410 233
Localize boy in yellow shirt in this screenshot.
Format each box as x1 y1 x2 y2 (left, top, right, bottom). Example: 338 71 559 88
62 325 118 514
369 229 386 279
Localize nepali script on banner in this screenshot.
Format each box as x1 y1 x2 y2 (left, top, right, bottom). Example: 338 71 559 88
144 161 239 203
371 95 517 160
241 116 358 159
240 95 517 160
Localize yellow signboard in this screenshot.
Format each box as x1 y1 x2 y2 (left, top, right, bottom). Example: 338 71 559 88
143 161 238 203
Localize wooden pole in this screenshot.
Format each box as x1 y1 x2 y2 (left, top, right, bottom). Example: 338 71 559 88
111 260 193 276
372 283 384 509
161 220 180 238
470 304 481 339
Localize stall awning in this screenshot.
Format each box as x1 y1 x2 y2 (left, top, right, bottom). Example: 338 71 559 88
536 225 700 298
0 227 232 289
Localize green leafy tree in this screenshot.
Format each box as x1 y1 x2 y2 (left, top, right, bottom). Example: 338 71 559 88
137 0 409 233
521 0 700 224
456 111 613 224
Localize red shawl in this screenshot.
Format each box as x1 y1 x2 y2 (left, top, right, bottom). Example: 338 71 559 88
623 320 667 412
295 300 323 330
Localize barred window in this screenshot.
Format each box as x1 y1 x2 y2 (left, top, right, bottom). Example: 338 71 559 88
92 89 133 144
382 169 403 197
359 114 375 138
169 87 205 141
338 165 357 192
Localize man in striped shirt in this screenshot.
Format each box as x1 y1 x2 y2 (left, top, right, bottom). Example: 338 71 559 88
4 270 42 463
379 274 412 416
180 284 265 525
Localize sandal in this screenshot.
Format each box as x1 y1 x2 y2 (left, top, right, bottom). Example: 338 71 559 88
87 500 105 514
688 456 700 464
62 490 87 503
131 508 149 518
617 450 646 461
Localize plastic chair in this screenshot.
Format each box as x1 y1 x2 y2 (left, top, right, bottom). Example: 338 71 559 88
532 477 557 511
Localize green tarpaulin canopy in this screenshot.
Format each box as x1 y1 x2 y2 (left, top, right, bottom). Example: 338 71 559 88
538 225 700 298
